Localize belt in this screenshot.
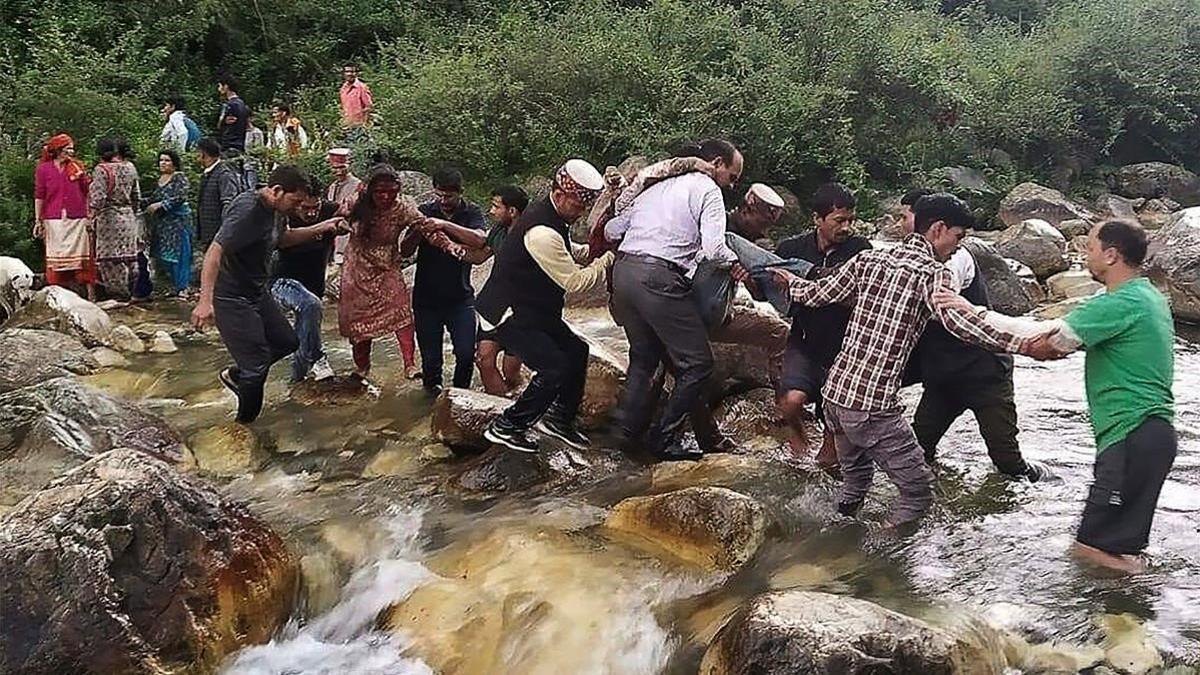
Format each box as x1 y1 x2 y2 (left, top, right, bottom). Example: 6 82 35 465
616 251 686 276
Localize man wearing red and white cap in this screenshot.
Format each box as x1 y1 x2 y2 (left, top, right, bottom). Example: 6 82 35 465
325 148 360 263
475 159 614 453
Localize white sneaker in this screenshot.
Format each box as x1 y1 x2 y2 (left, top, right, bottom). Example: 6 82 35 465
310 357 335 381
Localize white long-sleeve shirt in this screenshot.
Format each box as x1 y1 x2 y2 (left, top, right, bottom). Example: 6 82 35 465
159 110 188 153
525 226 613 294
604 172 737 276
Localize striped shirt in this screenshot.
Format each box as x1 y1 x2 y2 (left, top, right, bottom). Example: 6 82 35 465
788 233 1021 411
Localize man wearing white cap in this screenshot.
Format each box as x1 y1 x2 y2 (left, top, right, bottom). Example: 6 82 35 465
325 148 361 264
605 138 745 461
475 159 614 453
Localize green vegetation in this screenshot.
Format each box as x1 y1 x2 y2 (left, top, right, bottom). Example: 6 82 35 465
2 0 1199 267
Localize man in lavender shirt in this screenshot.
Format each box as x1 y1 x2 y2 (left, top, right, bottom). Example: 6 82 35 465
604 139 745 461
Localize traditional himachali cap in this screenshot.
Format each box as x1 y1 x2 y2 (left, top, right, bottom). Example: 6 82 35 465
327 148 351 165
555 158 604 201
747 183 785 209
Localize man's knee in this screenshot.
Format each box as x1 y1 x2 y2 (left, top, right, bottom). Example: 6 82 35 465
779 389 809 418
476 340 498 368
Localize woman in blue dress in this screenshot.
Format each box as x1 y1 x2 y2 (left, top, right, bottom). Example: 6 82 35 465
145 149 193 295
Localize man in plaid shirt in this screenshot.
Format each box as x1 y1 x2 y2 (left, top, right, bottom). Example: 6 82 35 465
770 193 1030 527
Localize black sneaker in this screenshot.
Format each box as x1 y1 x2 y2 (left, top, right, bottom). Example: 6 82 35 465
219 367 240 395
484 421 539 454
535 416 590 450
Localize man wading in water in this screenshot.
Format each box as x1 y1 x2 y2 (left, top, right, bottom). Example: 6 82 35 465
935 220 1176 573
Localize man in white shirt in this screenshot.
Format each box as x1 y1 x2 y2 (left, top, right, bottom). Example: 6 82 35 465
604 139 744 461
159 97 189 153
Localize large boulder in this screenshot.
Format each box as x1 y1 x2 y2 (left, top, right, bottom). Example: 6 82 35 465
700 590 1007 675
0 449 298 675
183 423 270 477
995 219 1069 279
579 335 627 428
1095 193 1143 221
0 377 183 509
449 443 627 499
1137 198 1179 230
1112 162 1200 207
6 286 114 347
960 238 1035 315
1146 207 1200 322
1046 269 1103 300
431 387 510 451
0 328 97 393
998 182 1093 229
604 486 768 572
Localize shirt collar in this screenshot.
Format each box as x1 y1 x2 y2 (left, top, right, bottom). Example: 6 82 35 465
902 232 936 258
203 160 220 175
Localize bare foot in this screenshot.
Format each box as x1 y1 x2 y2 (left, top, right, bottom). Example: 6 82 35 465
1072 542 1146 574
404 364 421 380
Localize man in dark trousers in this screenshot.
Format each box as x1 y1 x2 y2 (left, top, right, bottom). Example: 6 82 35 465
405 167 488 393
191 166 343 423
775 183 872 475
475 160 612 453
900 189 1047 481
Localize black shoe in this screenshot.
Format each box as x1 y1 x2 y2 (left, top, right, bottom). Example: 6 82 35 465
219 367 240 395
702 437 738 454
535 416 589 450
424 384 444 398
836 500 863 517
484 421 539 454
656 444 703 462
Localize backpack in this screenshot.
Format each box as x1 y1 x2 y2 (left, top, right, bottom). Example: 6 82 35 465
182 115 202 150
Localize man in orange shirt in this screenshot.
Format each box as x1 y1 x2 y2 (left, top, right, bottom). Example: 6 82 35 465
338 64 374 129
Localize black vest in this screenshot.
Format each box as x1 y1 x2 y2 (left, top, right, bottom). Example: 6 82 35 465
912 251 1014 385
475 197 572 327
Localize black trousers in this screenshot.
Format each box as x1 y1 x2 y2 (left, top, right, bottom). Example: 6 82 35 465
494 314 589 430
1077 416 1177 555
911 374 1028 477
213 293 298 423
611 255 714 451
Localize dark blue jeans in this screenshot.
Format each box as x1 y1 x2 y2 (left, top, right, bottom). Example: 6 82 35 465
414 301 477 389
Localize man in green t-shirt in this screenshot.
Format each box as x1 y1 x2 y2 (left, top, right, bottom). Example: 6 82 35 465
935 219 1176 573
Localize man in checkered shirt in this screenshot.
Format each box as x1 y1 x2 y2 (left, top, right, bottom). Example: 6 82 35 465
769 193 1031 527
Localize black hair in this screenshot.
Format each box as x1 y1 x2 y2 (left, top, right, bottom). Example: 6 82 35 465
266 165 311 194
432 167 464 191
273 102 291 114
97 137 130 162
1096 219 1148 266
158 148 183 171
218 73 240 91
306 175 326 198
811 182 857 218
350 163 402 233
491 185 529 213
912 193 975 233
901 188 934 207
676 138 739 166
197 137 221 158
162 96 186 111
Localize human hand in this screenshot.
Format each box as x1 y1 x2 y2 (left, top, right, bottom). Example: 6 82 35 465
32 220 44 239
147 202 162 214
191 298 215 331
769 267 799 289
730 263 749 283
1022 331 1070 361
931 287 974 313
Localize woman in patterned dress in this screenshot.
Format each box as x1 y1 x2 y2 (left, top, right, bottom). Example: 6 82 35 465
145 149 193 295
89 138 142 298
338 163 464 380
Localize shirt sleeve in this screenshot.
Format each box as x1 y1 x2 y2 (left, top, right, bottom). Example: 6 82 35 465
696 182 737 263
604 206 633 242
34 164 47 201
788 254 860 306
525 225 613 293
214 200 259 253
1063 293 1138 348
927 267 1020 352
360 83 374 109
217 167 242 210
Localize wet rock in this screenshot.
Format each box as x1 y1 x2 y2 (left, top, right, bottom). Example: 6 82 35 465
1146 207 1200 322
1099 613 1162 675
651 453 788 493
960 238 1036 316
998 182 1093 229
1003 635 1104 674
1057 218 1092 238
1112 162 1200 207
700 590 1007 675
714 388 787 451
0 328 97 393
290 375 373 406
109 324 145 353
431 387 509 451
0 377 183 508
1046 270 1103 300
90 347 128 368
711 342 774 393
451 445 553 495
147 330 177 353
579 336 627 428
184 423 270 477
0 449 297 675
995 218 1069 279
605 486 768 572
7 286 113 347
363 442 451 478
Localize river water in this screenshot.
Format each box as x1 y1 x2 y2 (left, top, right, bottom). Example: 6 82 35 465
84 301 1200 674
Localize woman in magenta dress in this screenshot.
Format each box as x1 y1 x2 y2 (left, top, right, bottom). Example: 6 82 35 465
33 133 96 300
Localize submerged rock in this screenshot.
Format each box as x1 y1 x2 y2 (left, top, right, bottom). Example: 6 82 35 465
184 423 270 477
108 324 145 353
90 346 128 368
0 449 297 675
0 328 97 393
147 330 177 353
290 375 374 406
700 590 1007 675
995 218 1069 279
1146 207 1200 323
1112 162 1200 207
1098 613 1162 675
0 377 182 508
6 286 114 347
713 388 787 451
605 486 768 572
998 182 1093 229
960 238 1035 316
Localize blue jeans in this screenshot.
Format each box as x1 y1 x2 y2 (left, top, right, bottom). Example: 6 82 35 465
270 278 325 382
726 233 813 316
414 301 477 389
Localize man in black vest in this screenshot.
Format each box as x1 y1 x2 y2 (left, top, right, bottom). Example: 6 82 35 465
901 189 1047 481
475 160 613 453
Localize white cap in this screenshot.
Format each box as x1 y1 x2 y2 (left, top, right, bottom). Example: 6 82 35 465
560 158 605 192
748 183 785 208
327 147 351 157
